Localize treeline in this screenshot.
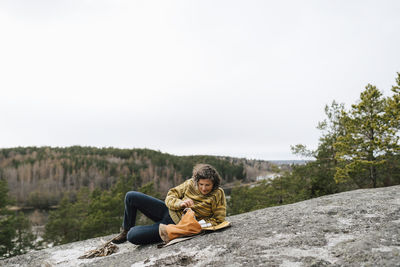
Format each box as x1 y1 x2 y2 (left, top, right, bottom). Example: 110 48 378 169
0 147 247 208
229 72 400 215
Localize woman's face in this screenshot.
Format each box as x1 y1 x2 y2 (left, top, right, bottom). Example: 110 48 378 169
197 179 213 195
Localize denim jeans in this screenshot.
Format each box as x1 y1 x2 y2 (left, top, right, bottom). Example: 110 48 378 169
123 191 175 245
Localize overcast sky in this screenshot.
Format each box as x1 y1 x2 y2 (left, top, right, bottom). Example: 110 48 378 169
1 1 400 160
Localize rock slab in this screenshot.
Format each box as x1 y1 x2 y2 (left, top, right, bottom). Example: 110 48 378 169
2 185 400 266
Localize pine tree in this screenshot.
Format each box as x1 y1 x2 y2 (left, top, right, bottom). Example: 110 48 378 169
334 84 398 188
0 179 36 259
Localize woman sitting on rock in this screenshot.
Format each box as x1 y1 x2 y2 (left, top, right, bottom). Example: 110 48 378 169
111 163 226 245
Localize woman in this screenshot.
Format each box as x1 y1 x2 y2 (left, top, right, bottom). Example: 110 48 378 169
111 163 226 245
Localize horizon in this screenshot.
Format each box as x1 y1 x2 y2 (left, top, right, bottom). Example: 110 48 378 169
0 145 312 162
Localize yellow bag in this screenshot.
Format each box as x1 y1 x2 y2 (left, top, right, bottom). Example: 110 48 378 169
159 208 202 243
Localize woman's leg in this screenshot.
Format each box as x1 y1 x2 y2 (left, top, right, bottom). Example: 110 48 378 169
127 223 161 245
116 191 175 245
127 211 175 245
122 191 169 230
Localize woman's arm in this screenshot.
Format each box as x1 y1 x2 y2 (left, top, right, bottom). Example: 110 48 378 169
165 179 191 211
205 189 227 226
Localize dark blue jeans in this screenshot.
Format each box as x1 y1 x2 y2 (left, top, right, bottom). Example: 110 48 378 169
123 191 175 245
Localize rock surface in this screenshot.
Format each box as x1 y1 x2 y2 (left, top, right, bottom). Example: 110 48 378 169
2 185 400 266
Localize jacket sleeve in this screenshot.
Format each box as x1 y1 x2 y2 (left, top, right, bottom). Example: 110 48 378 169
165 179 190 211
205 188 227 226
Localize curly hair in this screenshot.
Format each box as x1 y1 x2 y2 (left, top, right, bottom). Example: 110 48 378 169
192 164 221 190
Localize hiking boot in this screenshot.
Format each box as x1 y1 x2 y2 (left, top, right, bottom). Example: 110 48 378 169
111 229 128 244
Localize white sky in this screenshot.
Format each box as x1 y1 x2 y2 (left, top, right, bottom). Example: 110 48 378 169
1 0 400 160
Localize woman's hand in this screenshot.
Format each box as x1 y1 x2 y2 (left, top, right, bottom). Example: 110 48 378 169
180 199 194 208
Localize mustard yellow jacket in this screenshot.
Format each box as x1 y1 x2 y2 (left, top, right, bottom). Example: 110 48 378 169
165 178 226 226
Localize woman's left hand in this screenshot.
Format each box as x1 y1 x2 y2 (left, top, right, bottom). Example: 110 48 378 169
180 199 194 208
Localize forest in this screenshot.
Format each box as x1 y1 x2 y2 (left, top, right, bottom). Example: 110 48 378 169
0 147 253 208
1 72 399 259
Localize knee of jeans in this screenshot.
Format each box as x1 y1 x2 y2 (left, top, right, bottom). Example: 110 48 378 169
125 191 139 205
127 227 144 245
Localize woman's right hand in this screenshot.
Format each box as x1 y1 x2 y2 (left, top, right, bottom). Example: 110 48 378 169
180 199 194 208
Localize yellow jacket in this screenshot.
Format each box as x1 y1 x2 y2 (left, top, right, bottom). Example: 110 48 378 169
165 178 226 226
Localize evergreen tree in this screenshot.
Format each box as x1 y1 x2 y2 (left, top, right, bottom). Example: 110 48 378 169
0 179 36 259
386 72 400 141
382 72 400 185
43 195 79 245
334 84 398 188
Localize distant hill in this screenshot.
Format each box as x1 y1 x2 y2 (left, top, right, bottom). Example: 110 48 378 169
0 146 276 207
